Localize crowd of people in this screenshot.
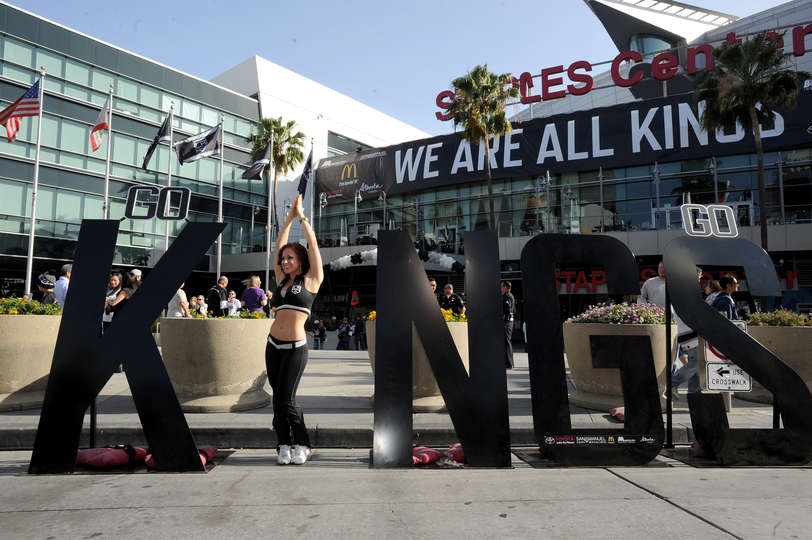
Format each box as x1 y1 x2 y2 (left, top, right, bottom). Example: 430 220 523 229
167 275 275 319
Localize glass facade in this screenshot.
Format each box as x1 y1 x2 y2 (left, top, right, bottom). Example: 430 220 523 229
327 131 372 158
629 34 675 60
0 6 262 270
317 149 812 251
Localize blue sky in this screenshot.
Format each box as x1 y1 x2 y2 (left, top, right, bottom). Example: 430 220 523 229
9 0 778 136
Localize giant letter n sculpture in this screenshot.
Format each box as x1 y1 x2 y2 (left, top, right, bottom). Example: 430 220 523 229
372 231 510 467
29 219 224 474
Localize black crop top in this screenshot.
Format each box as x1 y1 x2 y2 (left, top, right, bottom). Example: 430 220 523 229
270 274 316 316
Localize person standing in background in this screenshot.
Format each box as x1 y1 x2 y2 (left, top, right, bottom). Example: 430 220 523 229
705 280 723 306
167 282 191 318
196 295 207 316
438 283 466 315
264 290 274 317
711 276 740 320
227 290 241 316
36 273 57 305
637 261 666 308
207 276 229 317
241 276 267 313
337 317 352 350
312 320 323 350
53 264 71 306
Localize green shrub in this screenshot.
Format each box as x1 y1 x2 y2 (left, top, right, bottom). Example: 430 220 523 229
0 297 62 315
748 309 811 327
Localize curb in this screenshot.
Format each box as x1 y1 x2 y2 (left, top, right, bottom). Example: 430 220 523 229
0 426 694 451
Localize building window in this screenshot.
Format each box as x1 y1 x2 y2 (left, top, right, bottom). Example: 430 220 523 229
327 131 371 155
629 34 673 60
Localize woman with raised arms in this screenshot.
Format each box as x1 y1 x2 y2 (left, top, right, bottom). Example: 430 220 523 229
266 194 323 465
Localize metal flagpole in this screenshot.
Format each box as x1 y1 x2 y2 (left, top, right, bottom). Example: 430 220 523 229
216 114 224 278
164 102 174 251
309 137 315 223
264 132 274 289
102 85 113 219
24 68 46 298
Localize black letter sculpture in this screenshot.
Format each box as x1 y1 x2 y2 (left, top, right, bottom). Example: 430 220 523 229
521 234 663 465
372 231 510 467
664 236 812 465
29 219 224 473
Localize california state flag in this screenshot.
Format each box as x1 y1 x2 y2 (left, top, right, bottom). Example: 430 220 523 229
90 96 110 152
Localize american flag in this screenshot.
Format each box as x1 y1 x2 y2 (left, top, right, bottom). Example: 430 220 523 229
0 79 42 142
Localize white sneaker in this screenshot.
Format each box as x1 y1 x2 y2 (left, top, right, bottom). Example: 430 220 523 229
291 445 311 465
277 444 292 465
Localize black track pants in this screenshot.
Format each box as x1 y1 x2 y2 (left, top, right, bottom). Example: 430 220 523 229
265 337 310 447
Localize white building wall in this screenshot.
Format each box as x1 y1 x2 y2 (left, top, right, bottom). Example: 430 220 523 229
212 55 429 263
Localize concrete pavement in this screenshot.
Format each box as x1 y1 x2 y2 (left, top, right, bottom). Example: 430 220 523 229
1 448 810 539
1 350 808 539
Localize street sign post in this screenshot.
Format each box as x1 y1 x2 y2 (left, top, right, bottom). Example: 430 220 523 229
703 320 752 392
706 362 752 391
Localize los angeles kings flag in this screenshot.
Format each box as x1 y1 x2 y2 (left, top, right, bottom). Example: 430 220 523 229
175 124 221 165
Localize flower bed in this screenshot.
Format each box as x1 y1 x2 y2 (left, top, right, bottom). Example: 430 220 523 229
568 302 665 325
564 302 676 411
0 297 62 316
738 309 812 403
192 309 268 319
367 308 466 323
748 308 811 327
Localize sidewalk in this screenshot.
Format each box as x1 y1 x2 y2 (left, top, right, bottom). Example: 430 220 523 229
0 351 779 450
1 447 811 539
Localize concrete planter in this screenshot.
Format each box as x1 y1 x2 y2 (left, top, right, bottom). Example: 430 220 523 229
563 321 678 411
737 326 812 404
0 314 61 411
160 317 272 412
366 320 469 412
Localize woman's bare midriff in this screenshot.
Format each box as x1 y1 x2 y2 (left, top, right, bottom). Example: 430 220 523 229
269 309 309 341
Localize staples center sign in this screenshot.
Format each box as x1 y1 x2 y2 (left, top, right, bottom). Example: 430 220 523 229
434 28 812 121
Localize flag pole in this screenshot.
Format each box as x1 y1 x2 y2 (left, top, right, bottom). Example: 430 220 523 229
164 102 174 251
309 137 315 223
102 85 113 219
264 132 274 290
216 113 224 278
24 68 46 298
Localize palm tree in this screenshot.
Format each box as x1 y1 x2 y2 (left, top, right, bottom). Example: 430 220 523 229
693 32 809 252
444 64 519 231
248 116 305 236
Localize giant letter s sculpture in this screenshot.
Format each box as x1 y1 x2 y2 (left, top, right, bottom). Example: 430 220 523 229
665 236 812 465
29 219 224 474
